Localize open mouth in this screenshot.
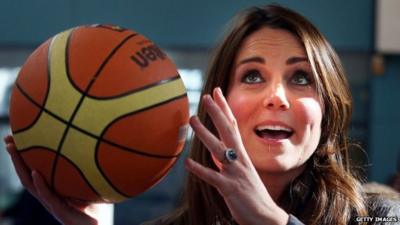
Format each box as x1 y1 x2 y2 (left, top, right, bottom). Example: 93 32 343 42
255 125 294 140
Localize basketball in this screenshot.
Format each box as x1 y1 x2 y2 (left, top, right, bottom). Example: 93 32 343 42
8 24 189 203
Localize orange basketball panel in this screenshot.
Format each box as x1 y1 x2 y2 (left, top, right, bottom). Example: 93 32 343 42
20 148 57 188
9 86 42 132
97 142 177 197
53 155 100 201
102 97 189 156
88 36 179 98
15 40 50 105
68 26 138 93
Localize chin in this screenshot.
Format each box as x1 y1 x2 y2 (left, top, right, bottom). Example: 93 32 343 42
254 158 290 173
253 155 305 175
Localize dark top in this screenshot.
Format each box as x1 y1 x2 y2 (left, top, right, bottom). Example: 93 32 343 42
2 190 61 225
141 193 400 225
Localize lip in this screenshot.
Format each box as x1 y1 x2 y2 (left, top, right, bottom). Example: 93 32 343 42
255 120 294 131
254 120 294 145
255 135 288 146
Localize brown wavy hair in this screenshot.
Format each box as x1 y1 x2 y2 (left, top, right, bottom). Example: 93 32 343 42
151 4 367 225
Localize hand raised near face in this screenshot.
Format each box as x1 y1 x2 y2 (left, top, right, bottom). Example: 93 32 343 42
185 87 289 225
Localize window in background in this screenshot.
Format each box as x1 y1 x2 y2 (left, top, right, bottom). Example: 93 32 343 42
179 68 203 115
0 68 18 118
179 68 203 139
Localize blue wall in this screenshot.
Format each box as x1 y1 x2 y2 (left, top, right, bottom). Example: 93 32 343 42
1 0 373 51
370 56 400 183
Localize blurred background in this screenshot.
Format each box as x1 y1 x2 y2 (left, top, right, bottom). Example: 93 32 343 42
0 0 399 224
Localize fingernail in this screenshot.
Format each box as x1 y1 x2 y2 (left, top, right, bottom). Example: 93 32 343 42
189 115 196 122
203 94 213 105
216 87 223 95
203 94 211 101
189 117 196 127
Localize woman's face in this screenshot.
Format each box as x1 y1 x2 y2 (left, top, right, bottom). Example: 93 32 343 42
227 27 323 174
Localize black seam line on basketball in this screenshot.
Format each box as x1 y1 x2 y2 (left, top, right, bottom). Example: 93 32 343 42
95 24 131 33
93 142 132 199
12 41 52 134
11 83 47 134
13 81 186 159
51 32 138 190
12 83 72 134
97 93 188 158
45 37 52 122
51 150 103 200
97 148 180 199
66 32 139 97
85 74 182 100
49 28 77 190
16 146 103 200
53 152 106 201
17 146 60 153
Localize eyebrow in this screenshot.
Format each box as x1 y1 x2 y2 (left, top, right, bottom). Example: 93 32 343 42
237 56 265 65
286 57 308 65
237 56 308 66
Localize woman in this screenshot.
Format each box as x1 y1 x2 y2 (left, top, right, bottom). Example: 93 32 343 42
4 4 398 225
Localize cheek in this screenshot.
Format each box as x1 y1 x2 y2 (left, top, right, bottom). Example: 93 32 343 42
227 94 254 125
294 98 323 143
295 98 322 124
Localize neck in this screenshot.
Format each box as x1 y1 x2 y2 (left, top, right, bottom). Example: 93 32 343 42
258 165 306 202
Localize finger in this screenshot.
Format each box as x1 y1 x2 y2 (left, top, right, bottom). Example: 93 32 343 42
5 141 37 195
202 94 242 149
213 87 238 129
33 171 84 212
190 115 227 161
67 199 92 211
185 158 226 188
213 88 242 143
4 134 14 145
32 170 63 211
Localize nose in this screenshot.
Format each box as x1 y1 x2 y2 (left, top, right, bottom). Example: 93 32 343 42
263 84 290 111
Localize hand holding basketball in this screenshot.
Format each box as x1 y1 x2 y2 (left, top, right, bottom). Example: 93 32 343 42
4 135 98 225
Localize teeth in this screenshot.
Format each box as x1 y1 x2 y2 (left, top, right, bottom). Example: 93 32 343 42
256 125 293 132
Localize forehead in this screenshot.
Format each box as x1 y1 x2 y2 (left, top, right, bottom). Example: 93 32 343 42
235 27 306 61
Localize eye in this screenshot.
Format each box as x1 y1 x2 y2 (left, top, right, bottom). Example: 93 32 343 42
290 70 313 86
241 70 264 84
